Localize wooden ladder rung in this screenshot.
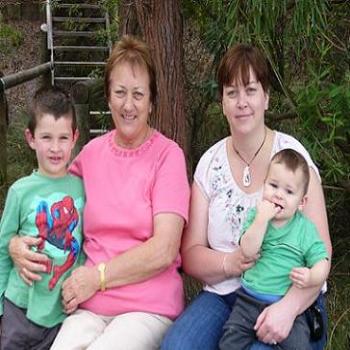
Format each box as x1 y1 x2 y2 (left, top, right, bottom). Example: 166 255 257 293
53 17 106 23
53 31 98 37
54 77 93 81
54 45 109 51
56 4 101 10
55 61 106 66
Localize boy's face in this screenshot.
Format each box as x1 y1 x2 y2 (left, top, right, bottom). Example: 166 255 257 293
25 113 78 178
263 161 307 226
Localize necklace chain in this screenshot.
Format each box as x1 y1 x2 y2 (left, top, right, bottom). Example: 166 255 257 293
231 128 267 187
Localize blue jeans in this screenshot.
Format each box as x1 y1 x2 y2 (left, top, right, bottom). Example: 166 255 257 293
161 291 327 350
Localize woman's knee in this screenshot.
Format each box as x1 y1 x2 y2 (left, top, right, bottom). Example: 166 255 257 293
162 291 233 350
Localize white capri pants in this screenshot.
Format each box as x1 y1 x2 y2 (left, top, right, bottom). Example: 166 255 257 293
50 309 173 350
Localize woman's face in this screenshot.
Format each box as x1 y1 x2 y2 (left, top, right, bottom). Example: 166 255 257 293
222 68 269 135
108 61 152 148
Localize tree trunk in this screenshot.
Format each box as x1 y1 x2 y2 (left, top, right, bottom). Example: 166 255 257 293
119 0 187 154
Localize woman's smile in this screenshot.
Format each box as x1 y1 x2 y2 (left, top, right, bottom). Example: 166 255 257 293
108 61 152 148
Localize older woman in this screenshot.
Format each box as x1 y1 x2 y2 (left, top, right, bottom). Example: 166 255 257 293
162 44 332 350
9 35 190 349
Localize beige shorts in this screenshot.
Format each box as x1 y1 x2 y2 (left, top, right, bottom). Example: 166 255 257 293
50 309 173 350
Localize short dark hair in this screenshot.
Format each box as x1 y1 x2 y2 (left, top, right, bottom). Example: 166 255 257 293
217 44 270 98
27 86 76 135
270 149 310 195
104 35 157 105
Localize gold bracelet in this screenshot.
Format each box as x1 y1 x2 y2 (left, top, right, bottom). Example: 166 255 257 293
97 263 106 291
222 254 230 278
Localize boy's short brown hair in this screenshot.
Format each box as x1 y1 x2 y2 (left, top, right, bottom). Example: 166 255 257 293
28 86 76 136
270 149 310 195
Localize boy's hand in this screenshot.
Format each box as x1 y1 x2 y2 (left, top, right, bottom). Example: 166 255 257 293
290 267 311 288
256 199 281 222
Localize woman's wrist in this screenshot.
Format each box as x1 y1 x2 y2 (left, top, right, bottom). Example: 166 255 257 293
222 254 230 278
222 253 236 278
92 265 103 293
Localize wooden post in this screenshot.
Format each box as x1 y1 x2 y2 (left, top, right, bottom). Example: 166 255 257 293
1 62 52 90
70 81 91 156
40 24 51 87
0 88 8 185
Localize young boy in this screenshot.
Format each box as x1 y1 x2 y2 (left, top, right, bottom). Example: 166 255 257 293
219 148 329 350
0 86 85 349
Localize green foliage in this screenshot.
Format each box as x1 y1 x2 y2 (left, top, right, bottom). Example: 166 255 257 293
191 102 229 165
0 114 36 214
98 0 119 45
183 0 350 189
292 70 350 186
183 0 330 67
6 115 36 180
99 0 119 14
0 12 23 54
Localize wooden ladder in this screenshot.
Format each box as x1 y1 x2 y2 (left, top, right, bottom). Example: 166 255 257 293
45 0 112 136
46 0 112 87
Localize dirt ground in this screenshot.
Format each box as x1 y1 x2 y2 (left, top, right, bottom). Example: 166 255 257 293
0 19 43 122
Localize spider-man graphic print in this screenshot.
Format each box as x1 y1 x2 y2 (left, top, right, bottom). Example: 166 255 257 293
35 195 80 290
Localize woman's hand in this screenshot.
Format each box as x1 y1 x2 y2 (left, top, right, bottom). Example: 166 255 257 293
62 265 99 314
254 300 296 344
9 236 49 285
225 248 258 277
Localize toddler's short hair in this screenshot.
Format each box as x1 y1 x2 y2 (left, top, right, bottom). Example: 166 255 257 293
270 149 310 195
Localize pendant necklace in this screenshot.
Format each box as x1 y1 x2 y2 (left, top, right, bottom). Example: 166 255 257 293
232 128 267 187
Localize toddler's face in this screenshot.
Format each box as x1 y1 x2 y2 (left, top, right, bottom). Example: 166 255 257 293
263 161 306 226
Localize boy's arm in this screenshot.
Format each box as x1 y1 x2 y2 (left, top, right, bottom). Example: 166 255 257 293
290 259 330 288
0 187 21 316
240 200 279 258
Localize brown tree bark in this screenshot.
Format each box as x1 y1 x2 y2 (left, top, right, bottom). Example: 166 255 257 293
119 0 187 154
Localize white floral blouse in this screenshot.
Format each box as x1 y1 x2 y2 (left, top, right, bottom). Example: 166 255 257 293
194 131 320 295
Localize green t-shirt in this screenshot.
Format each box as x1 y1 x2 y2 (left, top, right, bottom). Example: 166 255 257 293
0 171 85 327
241 209 328 296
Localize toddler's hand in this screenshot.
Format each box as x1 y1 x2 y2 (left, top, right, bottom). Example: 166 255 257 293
290 267 311 288
256 199 280 222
